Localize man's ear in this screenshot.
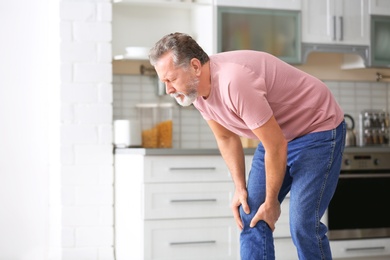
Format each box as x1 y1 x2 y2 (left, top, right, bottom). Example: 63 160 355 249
190 58 202 75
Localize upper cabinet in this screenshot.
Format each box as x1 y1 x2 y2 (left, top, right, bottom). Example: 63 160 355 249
302 0 370 45
370 15 390 67
112 0 214 59
217 7 302 64
369 0 390 15
216 0 301 64
112 0 390 67
368 0 390 67
215 0 301 10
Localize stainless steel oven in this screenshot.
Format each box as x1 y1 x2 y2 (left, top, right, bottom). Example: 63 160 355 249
327 148 390 240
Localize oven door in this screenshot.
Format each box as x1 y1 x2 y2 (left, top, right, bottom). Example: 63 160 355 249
328 171 390 240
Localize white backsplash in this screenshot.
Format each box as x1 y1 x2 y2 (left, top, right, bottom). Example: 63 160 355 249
114 75 390 148
327 81 390 145
113 75 217 148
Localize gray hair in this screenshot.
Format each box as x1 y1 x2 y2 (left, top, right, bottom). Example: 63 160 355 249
149 32 210 69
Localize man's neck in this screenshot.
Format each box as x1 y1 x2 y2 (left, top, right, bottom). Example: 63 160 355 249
198 61 211 99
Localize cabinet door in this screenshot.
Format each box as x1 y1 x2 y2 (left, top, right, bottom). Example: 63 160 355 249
301 0 334 43
369 0 390 15
217 7 301 63
215 0 301 10
339 0 370 45
302 0 369 45
371 15 390 67
143 182 233 219
330 238 390 259
144 218 240 260
274 197 291 238
274 238 298 260
144 155 232 183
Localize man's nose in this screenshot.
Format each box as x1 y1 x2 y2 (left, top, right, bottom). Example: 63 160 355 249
166 82 174 95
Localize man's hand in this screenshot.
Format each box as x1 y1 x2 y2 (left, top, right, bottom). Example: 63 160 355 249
249 200 281 231
231 188 250 230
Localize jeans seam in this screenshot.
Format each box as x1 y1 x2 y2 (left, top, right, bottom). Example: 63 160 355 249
262 223 267 259
315 127 336 260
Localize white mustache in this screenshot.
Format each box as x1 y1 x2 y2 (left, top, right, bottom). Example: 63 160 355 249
170 92 184 98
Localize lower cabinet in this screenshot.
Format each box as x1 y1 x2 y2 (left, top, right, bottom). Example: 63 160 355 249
144 218 239 260
331 238 390 259
114 151 390 260
114 152 241 260
274 238 298 260
274 196 299 260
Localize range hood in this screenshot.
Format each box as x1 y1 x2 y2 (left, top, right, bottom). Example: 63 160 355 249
301 43 370 69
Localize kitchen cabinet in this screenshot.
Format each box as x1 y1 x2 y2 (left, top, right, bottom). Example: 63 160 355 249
114 150 299 259
217 6 302 64
215 0 301 10
302 0 370 45
370 11 390 67
112 0 214 59
273 197 298 259
369 0 390 15
114 151 243 260
330 238 390 259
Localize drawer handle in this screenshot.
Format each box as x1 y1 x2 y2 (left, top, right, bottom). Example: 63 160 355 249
170 199 217 203
345 246 385 252
169 167 216 171
169 240 216 246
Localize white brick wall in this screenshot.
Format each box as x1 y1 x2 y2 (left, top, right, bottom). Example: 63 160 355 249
60 0 114 259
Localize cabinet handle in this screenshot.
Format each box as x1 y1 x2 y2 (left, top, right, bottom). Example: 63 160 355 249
339 173 390 179
170 199 217 203
345 246 386 252
169 240 216 246
339 16 343 41
333 15 337 41
169 167 216 171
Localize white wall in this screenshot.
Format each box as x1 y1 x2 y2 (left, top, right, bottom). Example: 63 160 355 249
59 0 114 259
0 0 60 259
0 0 114 259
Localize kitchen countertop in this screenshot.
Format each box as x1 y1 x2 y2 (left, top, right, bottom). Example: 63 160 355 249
114 146 390 156
114 147 256 155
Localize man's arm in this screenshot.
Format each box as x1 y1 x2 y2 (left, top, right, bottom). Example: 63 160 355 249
207 119 250 230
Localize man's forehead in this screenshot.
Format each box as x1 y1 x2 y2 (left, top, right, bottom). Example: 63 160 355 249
156 53 176 78
157 52 174 66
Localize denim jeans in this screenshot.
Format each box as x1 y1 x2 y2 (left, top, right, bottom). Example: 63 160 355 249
240 121 346 260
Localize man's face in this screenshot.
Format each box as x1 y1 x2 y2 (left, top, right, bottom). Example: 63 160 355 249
154 53 199 107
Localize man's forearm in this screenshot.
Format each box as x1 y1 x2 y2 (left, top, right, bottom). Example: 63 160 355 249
216 135 246 190
264 142 287 202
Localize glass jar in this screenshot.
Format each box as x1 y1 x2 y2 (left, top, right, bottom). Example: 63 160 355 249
157 103 173 148
136 103 173 148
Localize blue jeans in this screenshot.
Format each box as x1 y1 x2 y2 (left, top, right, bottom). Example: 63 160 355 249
240 121 346 260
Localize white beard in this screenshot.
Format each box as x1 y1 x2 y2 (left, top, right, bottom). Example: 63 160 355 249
170 77 199 107
171 92 197 107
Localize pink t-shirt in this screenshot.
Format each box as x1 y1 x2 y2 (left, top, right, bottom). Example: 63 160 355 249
193 50 344 142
